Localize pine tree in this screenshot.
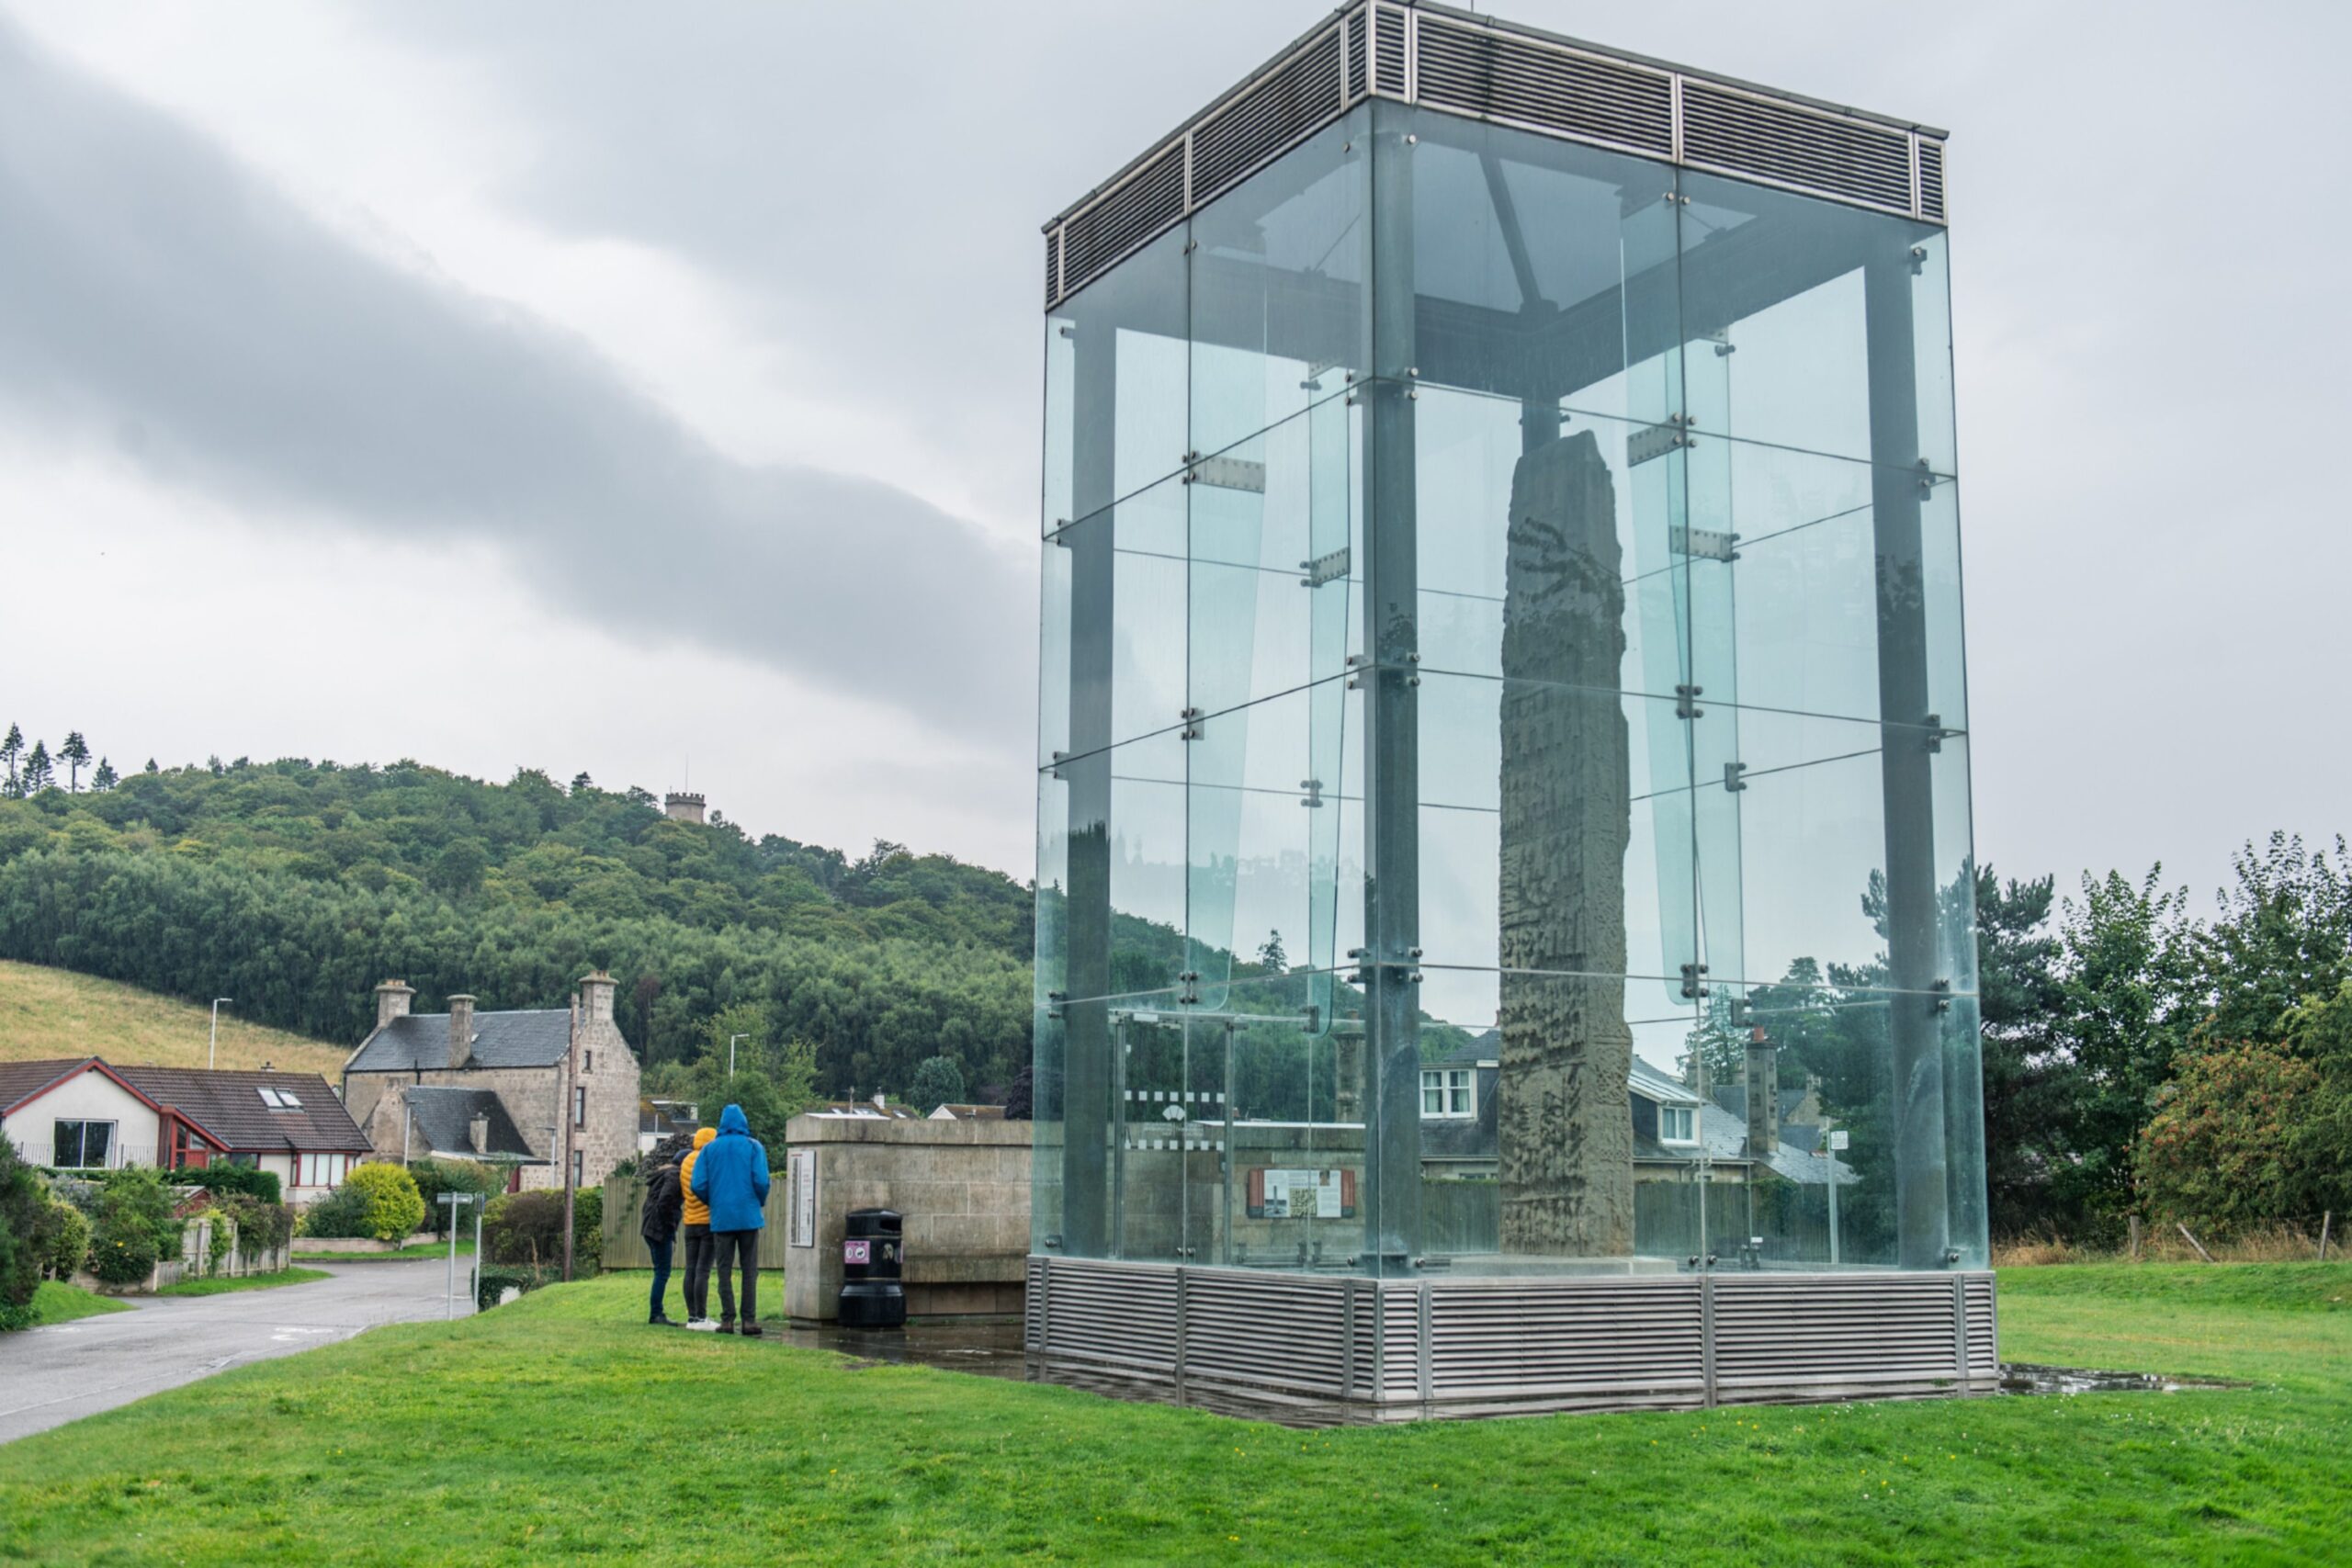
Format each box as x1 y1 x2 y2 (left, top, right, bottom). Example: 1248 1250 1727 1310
59 732 90 792
91 757 119 792
144 759 159 773
570 772 594 795
0 724 19 797
22 741 52 794
1255 929 1288 971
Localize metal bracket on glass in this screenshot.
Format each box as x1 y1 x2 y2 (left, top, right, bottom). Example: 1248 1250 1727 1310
1299 777 1325 809
1046 989 1067 1021
1909 244 1928 276
1723 761 1747 793
1628 413 1694 467
1298 546 1351 588
1917 457 1936 498
1922 714 1959 753
1049 750 1069 780
1179 971 1201 1005
1680 961 1710 1000
1931 978 1952 1014
1710 328 1736 358
1185 455 1266 493
1676 683 1705 719
1672 525 1740 563
1179 707 1204 740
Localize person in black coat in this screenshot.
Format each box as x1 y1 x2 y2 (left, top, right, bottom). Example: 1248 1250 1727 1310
640 1151 685 1325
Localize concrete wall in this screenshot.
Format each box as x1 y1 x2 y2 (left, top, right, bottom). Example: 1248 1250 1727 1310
783 1115 1031 1322
3 1068 158 1168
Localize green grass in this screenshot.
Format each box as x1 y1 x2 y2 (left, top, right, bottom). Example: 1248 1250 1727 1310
291 1238 474 1263
0 1263 2346 1565
152 1269 330 1299
0 959 345 1076
24 1280 132 1327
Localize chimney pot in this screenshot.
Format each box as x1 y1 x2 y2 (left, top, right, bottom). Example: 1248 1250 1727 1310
447 995 477 1070
374 978 415 1032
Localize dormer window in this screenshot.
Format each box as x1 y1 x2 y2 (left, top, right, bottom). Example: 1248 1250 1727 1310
1658 1104 1697 1145
1419 1067 1475 1119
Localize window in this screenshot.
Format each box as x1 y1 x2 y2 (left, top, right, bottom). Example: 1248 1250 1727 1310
583 1050 594 1074
52 1120 114 1168
1419 1068 1475 1119
257 1087 303 1110
573 1087 587 1127
1658 1105 1698 1145
571 1151 584 1187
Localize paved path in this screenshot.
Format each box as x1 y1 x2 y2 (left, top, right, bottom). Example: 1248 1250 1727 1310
0 1258 471 1445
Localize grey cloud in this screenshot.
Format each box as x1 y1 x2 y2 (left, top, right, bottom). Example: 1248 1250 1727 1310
0 17 1030 748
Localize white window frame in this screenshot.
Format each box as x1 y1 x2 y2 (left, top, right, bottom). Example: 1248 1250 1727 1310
1419 1067 1476 1120
573 1087 587 1127
1657 1104 1699 1145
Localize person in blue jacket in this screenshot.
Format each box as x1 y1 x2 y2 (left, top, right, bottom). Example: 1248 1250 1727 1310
688 1102 771 1335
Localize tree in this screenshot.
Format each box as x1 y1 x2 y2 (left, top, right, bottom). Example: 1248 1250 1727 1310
0 1139 52 1331
663 1039 820 1148
20 742 51 795
2047 866 2199 1229
58 732 89 793
1255 930 1287 972
90 758 118 793
2194 834 2352 1043
430 837 491 897
570 772 594 795
909 1055 967 1111
0 725 19 799
1970 868 2070 1236
2138 1043 2334 1235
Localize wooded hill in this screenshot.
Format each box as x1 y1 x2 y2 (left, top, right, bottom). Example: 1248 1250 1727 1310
0 759 1035 1096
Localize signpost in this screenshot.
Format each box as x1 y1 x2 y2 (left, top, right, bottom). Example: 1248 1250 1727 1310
440 1191 487 1320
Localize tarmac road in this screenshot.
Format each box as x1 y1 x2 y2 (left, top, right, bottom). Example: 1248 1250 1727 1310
0 1258 470 1444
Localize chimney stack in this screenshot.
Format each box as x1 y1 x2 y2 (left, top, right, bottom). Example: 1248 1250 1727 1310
663 792 707 826
447 995 476 1070
468 1109 490 1156
374 979 415 1032
577 969 616 1027
1744 1025 1779 1157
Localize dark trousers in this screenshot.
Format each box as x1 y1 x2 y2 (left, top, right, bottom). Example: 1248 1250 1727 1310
646 1236 674 1320
682 1224 714 1320
712 1228 760 1325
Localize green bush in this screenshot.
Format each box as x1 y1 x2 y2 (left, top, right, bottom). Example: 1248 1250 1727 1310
94 1167 183 1260
298 1181 371 1239
411 1158 500 1235
219 1193 292 1261
482 1189 601 1269
342 1164 426 1242
0 1140 50 1327
89 1226 158 1287
168 1164 282 1205
44 1201 90 1280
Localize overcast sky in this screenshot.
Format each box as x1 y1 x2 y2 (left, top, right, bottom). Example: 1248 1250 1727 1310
1 1 2345 908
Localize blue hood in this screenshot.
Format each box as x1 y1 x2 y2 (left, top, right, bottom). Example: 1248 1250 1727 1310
690 1102 770 1232
718 1103 749 1136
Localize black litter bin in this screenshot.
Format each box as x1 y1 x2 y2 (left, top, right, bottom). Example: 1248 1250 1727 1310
838 1208 906 1327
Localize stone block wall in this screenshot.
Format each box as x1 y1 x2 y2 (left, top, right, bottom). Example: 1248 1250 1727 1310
781 1115 1032 1322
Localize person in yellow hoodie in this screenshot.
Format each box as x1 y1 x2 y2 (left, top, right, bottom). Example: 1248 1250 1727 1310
677 1124 719 1327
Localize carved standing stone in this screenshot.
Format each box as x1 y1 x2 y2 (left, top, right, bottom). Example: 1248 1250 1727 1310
1497 431 1635 1257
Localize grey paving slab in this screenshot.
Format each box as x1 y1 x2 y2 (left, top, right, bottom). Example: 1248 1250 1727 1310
0 1258 471 1445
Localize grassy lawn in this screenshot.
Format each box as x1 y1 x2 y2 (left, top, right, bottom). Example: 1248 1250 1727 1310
24 1281 132 1327
0 1262 2345 1565
152 1269 330 1299
0 959 345 1077
291 1238 474 1263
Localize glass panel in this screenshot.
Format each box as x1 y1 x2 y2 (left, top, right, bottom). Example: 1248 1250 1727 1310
1043 478 1189 765
1042 223 1191 536
1415 673 1697 1006
1678 170 1955 475
1190 110 1368 459
1941 992 1989 1269
1185 679 1351 1012
1398 107 1680 429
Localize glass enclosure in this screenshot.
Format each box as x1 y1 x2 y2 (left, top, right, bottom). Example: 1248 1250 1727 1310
1035 98 1984 1278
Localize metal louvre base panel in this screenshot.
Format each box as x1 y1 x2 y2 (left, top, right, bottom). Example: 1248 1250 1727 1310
1026 1258 1999 1422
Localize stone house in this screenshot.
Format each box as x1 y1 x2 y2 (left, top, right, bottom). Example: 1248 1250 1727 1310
341 972 639 1192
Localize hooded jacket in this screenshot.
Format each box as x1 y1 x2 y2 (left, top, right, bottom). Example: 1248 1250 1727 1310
678 1126 719 1227
688 1104 771 1234
639 1162 684 1247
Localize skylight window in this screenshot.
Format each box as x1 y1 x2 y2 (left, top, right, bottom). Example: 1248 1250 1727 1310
258 1087 303 1110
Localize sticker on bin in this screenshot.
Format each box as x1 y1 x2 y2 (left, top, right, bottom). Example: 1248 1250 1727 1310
843 1238 872 1265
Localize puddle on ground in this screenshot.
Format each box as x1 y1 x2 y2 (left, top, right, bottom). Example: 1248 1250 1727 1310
1996 1361 2243 1395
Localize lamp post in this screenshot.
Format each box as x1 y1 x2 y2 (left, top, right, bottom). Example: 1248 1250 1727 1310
208 998 233 1070
729 1033 748 1078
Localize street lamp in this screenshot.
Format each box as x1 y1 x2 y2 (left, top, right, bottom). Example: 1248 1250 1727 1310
729 1033 749 1078
209 998 233 1070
